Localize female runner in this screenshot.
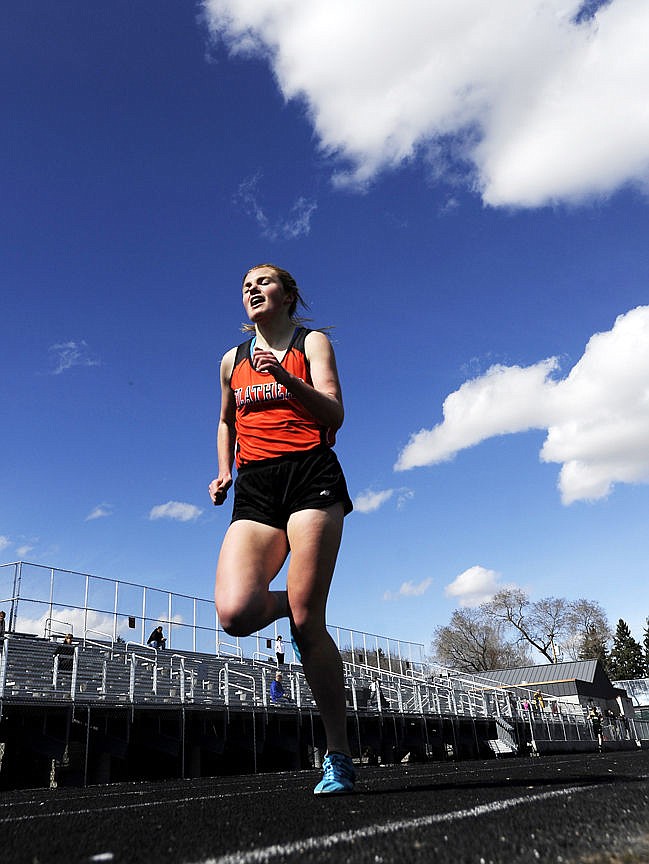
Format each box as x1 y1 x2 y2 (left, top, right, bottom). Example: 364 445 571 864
208 264 355 794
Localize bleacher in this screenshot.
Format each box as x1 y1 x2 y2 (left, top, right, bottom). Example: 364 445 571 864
3 629 648 794
4 630 647 756
3 560 647 771
0 632 429 714
2 563 646 791
0 630 479 720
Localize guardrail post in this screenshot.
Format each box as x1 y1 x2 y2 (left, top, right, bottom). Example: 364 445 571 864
70 647 79 701
129 654 136 703
0 637 8 697
527 708 537 754
261 667 268 707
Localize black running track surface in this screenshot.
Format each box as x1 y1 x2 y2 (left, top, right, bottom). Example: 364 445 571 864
3 750 649 864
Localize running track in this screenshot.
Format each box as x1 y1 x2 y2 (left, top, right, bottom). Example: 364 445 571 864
2 750 649 863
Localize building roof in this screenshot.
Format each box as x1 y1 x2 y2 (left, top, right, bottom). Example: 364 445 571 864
467 660 625 701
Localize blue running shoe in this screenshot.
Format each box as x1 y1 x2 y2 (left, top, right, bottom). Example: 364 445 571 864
313 752 356 795
290 629 302 664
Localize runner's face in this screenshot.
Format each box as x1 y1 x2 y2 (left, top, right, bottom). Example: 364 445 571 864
242 267 292 321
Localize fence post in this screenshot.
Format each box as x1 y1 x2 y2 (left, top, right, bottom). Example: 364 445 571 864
0 637 8 697
129 654 136 703
70 647 79 701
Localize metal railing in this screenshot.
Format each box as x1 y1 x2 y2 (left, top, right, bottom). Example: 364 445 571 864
0 561 424 674
44 616 73 639
219 664 256 707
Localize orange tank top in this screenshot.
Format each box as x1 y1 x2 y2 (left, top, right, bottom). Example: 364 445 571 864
230 327 335 468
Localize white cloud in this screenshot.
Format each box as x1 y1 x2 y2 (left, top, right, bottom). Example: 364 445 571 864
234 172 317 239
354 487 414 513
15 545 33 558
15 608 186 641
395 306 649 504
353 488 394 513
16 608 117 639
203 0 649 207
48 340 100 375
85 505 112 521
149 501 203 522
384 577 433 602
445 565 504 607
0 536 10 552
396 489 415 510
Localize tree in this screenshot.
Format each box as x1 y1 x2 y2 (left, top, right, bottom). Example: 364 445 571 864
485 589 610 664
643 618 649 678
608 619 644 681
578 625 609 666
432 608 530 673
485 589 565 663
565 599 611 662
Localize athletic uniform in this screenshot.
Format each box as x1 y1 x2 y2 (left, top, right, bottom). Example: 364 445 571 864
229 327 353 528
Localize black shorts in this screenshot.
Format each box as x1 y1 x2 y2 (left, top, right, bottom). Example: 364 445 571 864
231 446 353 530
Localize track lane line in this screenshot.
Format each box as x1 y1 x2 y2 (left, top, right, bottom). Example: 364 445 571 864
193 783 610 864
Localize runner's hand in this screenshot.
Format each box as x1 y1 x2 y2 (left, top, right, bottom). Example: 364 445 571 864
209 475 232 506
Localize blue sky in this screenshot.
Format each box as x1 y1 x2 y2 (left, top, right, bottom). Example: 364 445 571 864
2 0 649 653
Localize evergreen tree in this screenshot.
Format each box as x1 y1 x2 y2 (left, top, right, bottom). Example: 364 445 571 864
607 619 644 680
578 625 609 665
643 617 649 678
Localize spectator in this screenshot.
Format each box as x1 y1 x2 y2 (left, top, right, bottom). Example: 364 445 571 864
0 610 6 645
605 708 618 740
589 707 603 750
368 675 384 709
275 635 285 666
270 671 289 704
620 714 630 740
533 690 545 710
55 633 75 672
147 626 166 650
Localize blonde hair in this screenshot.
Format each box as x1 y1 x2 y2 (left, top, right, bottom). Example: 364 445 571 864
241 263 310 332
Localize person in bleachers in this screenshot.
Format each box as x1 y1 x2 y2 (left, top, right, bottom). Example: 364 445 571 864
368 675 384 709
275 635 285 665
0 610 6 646
55 633 75 671
147 626 166 650
270 671 290 704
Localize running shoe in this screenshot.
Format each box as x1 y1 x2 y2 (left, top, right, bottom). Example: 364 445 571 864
313 752 356 795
